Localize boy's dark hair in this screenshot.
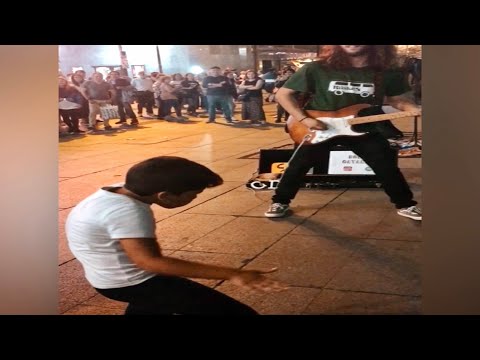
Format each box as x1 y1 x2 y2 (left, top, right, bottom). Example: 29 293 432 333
125 156 223 196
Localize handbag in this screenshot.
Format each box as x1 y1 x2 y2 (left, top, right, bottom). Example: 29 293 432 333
59 98 82 110
237 92 250 102
99 104 120 120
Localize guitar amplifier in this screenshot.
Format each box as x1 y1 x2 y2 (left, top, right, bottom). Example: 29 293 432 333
247 144 398 190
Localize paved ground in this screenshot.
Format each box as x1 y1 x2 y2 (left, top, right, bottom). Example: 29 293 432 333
59 102 422 315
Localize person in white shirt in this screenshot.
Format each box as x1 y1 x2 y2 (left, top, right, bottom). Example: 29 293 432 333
66 156 287 315
131 71 155 118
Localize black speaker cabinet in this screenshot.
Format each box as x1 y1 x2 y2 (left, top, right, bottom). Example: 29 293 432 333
249 144 398 189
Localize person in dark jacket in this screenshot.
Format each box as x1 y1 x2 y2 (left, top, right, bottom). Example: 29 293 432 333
59 76 85 133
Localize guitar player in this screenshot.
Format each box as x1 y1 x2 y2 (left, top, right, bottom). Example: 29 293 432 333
264 45 422 221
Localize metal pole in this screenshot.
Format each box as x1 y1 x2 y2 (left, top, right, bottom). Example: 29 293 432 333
156 45 163 73
252 45 258 74
414 115 419 147
118 45 129 77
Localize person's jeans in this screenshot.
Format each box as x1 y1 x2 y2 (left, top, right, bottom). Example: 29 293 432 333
206 95 231 121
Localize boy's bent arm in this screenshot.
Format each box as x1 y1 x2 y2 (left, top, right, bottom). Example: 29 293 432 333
120 237 240 279
120 238 288 292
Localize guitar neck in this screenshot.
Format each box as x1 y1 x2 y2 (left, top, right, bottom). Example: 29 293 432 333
347 111 420 125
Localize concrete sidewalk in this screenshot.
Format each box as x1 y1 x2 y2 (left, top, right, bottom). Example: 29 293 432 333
59 103 422 315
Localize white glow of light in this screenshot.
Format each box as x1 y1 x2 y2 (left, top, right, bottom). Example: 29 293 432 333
158 45 173 58
190 65 203 74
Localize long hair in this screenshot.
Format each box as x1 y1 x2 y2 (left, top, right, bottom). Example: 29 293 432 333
318 45 397 71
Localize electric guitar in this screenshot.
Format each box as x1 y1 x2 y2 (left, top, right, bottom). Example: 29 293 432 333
287 104 421 145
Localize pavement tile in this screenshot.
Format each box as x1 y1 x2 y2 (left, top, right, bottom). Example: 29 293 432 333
241 234 360 287
303 289 421 315
326 239 421 296
183 216 302 257
184 186 265 216
58 167 131 209
63 305 125 315
369 211 422 242
155 213 236 250
291 206 389 238
215 283 320 315
83 294 128 311
59 208 74 264
327 188 393 209
59 259 96 313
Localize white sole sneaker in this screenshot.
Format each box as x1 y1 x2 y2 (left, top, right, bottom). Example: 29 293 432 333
397 209 422 221
264 204 289 218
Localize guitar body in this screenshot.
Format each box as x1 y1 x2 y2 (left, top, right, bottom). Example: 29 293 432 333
287 104 398 145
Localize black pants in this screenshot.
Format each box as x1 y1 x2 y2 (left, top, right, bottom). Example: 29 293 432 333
135 91 154 115
276 104 289 122
117 100 137 122
183 96 199 114
272 133 417 209
59 109 80 132
161 99 182 117
95 275 258 315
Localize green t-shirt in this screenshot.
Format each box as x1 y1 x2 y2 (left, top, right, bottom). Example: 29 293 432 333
283 62 410 111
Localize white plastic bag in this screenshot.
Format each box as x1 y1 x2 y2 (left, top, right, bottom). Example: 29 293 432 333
100 104 119 120
59 98 82 110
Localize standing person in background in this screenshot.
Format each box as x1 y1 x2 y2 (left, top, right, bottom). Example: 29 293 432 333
82 72 115 131
273 67 296 123
202 66 234 124
238 70 266 126
108 71 138 126
59 76 85 134
261 68 277 102
181 73 201 117
158 76 188 122
131 71 155 119
224 71 238 120
70 72 89 127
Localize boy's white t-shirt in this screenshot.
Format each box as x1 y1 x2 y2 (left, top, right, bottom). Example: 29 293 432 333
65 185 157 289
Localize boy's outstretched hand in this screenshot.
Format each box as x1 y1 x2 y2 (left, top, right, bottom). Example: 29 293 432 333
229 267 289 293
